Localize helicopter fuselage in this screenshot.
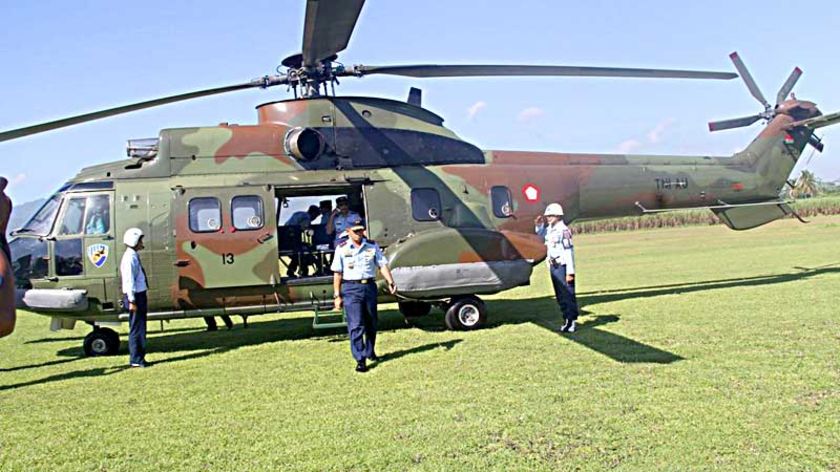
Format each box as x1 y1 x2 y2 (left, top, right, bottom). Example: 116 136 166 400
9 95 816 327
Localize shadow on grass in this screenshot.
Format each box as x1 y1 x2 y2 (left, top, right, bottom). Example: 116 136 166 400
9 264 835 391
372 339 463 369
0 350 225 392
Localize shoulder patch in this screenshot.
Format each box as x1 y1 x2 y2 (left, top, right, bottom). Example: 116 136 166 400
337 240 349 248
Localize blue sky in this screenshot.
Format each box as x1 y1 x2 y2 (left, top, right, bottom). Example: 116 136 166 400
2 0 839 203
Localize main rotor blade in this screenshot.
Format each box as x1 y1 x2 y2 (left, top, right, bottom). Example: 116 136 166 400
347 64 737 80
0 77 286 143
301 0 365 68
729 52 769 108
776 67 802 105
708 114 762 132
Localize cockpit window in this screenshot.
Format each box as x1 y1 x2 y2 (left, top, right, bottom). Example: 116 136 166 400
84 195 110 235
59 197 87 235
15 194 61 236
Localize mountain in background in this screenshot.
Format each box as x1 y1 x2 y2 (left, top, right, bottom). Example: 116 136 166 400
7 198 46 236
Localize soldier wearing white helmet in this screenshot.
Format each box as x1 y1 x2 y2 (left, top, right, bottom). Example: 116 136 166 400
120 227 149 367
535 203 580 332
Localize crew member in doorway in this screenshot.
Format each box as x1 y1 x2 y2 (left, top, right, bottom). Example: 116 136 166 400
331 218 397 373
535 203 580 333
0 177 15 338
285 205 320 277
326 196 360 246
121 228 149 367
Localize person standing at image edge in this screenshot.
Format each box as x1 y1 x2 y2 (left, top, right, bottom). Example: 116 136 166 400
535 203 580 332
331 218 397 373
120 228 149 367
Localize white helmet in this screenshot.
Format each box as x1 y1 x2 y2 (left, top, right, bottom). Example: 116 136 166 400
544 203 564 216
123 228 144 247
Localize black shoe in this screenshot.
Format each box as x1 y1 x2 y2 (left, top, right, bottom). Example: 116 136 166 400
368 353 380 362
355 360 368 373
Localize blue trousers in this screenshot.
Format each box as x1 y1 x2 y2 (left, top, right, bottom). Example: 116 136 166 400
124 291 147 365
549 263 579 322
341 282 378 361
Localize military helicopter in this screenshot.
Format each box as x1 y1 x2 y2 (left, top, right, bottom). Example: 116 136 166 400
3 0 839 355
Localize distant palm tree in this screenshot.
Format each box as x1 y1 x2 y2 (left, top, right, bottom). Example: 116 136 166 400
790 170 819 198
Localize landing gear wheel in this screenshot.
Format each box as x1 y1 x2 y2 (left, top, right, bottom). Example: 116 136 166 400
444 295 487 331
398 301 432 318
83 328 120 356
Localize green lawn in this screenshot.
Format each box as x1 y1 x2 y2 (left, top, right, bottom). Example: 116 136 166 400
1 217 839 471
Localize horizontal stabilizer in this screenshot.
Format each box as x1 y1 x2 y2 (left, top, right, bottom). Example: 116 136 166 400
712 202 793 230
790 110 840 130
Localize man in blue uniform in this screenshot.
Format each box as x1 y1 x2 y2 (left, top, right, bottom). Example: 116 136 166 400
535 203 580 333
331 218 397 372
120 227 149 367
326 196 361 246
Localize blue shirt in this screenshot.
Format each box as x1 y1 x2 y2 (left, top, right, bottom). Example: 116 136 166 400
284 211 312 228
330 238 388 280
120 247 148 301
330 211 361 242
536 221 575 274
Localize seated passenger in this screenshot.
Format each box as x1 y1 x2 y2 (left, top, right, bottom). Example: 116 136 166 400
85 206 109 235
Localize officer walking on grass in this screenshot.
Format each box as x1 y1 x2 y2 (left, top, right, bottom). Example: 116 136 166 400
120 228 149 367
331 218 397 373
535 203 580 333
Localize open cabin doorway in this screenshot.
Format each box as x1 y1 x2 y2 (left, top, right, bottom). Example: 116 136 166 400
274 184 367 285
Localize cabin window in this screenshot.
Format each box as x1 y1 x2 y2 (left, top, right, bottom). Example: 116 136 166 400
84 195 111 235
491 186 513 218
411 188 442 222
55 239 84 276
58 197 86 235
232 195 264 231
189 197 222 233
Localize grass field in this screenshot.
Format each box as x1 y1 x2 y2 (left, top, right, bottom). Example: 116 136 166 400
1 217 839 471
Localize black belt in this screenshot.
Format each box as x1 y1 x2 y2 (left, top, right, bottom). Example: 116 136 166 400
344 278 375 284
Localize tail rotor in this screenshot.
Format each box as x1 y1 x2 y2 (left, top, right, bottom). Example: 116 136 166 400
708 52 803 132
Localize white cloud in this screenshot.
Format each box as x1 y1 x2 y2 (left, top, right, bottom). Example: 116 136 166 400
517 107 544 123
615 118 676 153
9 173 26 187
617 139 642 154
646 118 675 143
467 101 486 120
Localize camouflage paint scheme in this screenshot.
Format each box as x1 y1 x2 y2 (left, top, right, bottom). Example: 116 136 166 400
9 95 836 327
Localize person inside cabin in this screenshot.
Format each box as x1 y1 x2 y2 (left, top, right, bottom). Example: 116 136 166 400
284 205 320 277
318 199 333 224
84 199 109 235
326 196 360 246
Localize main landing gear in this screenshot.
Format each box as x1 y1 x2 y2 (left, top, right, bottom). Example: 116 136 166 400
398 295 488 331
83 326 120 356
